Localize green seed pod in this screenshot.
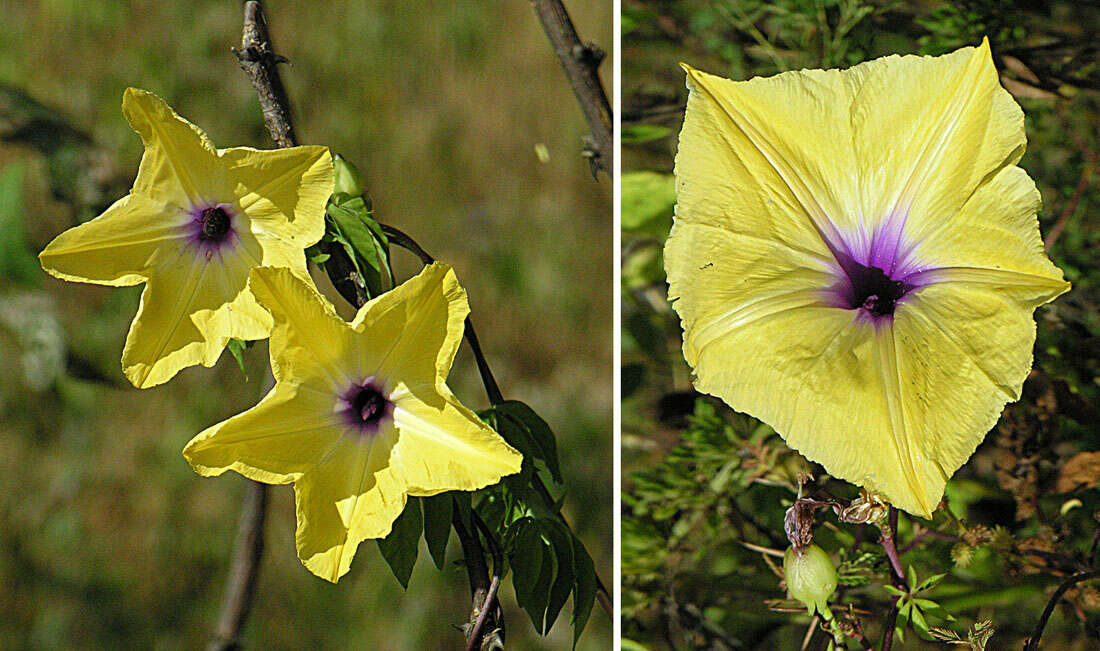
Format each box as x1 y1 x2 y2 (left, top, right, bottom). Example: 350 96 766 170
333 154 365 197
784 543 838 618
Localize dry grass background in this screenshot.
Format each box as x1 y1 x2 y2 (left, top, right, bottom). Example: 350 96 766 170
0 1 611 648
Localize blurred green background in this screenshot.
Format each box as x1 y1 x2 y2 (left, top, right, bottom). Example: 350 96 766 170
622 0 1099 649
0 1 611 648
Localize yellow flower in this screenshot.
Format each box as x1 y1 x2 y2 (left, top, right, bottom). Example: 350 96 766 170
182 263 523 582
666 39 1069 518
39 88 333 388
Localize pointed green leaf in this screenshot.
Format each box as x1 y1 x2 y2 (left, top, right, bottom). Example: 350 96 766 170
494 401 563 483
571 533 598 647
421 492 453 570
225 338 248 380
376 497 423 588
540 518 575 634
917 572 947 593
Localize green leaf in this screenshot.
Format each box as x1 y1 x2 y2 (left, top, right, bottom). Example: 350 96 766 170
494 401 563 483
883 584 906 597
907 565 919 591
507 517 550 632
421 493 453 570
570 533 598 647
540 518 576 634
622 124 672 144
621 171 676 233
376 497 423 588
917 572 947 593
325 193 392 297
225 339 248 380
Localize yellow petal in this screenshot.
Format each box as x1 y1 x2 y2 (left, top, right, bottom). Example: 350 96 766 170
677 64 847 259
221 145 333 247
183 381 344 483
877 283 1044 515
294 431 406 582
391 386 523 494
39 194 184 286
665 218 836 365
122 88 231 208
247 266 355 388
904 165 1070 299
122 243 273 388
850 39 1024 246
351 262 469 389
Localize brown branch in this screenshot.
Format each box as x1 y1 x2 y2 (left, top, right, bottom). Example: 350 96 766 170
207 479 268 651
529 0 613 177
453 502 500 649
1024 569 1100 650
204 2 309 647
466 512 505 650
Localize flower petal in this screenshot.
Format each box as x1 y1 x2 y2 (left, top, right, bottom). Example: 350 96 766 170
903 165 1070 299
222 145 333 247
875 283 1045 515
678 64 853 258
183 381 343 483
850 39 1024 248
294 431 406 582
390 387 523 494
248 266 355 388
39 194 185 286
665 219 835 365
352 262 469 389
122 88 231 208
122 248 272 388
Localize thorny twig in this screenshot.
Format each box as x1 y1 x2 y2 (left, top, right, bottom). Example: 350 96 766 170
204 3 301 647
529 0 613 176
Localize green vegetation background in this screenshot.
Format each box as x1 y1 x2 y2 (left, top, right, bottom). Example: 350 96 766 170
622 0 1099 648
0 1 611 648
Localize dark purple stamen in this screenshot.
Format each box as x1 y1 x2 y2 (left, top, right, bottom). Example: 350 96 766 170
200 207 231 242
827 248 913 321
339 380 393 435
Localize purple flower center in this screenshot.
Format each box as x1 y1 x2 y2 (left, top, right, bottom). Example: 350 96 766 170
187 202 238 259
200 207 232 242
339 380 393 436
838 258 911 318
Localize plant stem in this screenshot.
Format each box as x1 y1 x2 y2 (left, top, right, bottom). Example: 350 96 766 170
879 507 906 651
452 500 498 649
1024 569 1100 650
529 0 613 176
207 479 268 651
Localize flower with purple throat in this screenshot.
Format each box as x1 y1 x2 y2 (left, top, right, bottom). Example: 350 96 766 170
666 39 1070 517
39 88 333 388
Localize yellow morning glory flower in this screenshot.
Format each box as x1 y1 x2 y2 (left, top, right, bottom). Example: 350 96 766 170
666 39 1070 518
182 263 523 582
39 88 333 388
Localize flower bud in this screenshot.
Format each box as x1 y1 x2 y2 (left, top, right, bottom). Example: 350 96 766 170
333 154 365 197
784 543 837 618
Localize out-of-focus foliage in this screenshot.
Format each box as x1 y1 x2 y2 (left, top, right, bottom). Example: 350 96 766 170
0 1 611 648
623 0 1100 648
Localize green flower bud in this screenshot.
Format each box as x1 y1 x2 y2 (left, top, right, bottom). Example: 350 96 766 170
333 154 365 197
784 544 837 618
